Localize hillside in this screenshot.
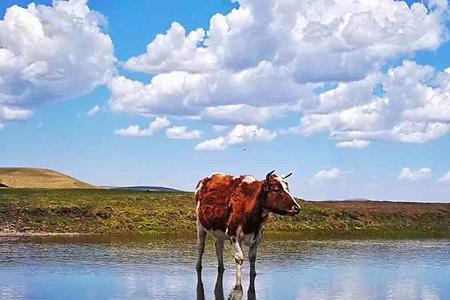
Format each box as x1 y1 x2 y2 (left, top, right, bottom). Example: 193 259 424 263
0 189 449 237
112 186 184 192
0 168 96 189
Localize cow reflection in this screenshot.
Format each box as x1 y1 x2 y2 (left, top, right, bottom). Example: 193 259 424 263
196 270 256 300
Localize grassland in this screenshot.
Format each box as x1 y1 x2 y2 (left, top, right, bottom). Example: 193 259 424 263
0 189 449 238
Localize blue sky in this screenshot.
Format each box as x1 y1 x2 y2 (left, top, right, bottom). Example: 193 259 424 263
1 0 450 201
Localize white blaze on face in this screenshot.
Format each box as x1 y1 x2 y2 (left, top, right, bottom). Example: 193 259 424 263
275 176 300 207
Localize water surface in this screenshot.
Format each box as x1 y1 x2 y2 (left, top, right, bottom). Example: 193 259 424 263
0 235 449 299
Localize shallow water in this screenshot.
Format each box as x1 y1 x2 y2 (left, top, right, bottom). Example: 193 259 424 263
0 235 449 300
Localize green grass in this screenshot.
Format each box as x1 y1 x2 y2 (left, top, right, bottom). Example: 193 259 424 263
0 189 449 238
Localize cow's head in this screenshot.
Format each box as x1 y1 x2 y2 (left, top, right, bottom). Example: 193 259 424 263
261 170 301 216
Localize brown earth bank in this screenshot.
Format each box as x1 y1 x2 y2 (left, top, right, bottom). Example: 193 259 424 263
0 189 449 238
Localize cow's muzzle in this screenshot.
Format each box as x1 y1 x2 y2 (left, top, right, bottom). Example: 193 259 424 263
287 205 301 216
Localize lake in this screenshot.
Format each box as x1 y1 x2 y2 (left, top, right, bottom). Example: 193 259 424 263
0 235 449 300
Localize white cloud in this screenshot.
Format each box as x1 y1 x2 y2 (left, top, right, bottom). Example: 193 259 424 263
437 171 450 184
195 136 227 151
195 124 276 151
114 125 143 137
109 0 447 129
114 117 170 137
123 0 445 78
398 167 432 181
0 123 4 131
290 61 450 147
108 64 310 118
0 106 32 121
124 22 216 74
0 0 115 125
166 126 202 139
311 168 345 184
86 105 100 117
336 140 370 149
391 122 450 143
200 104 283 125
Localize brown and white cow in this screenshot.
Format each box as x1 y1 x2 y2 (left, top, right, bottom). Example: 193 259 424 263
195 170 301 287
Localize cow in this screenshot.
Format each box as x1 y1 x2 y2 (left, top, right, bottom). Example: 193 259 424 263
195 170 301 287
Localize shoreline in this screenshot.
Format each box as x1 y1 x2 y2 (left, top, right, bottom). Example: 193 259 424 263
0 231 88 237
1 189 449 239
1 230 449 240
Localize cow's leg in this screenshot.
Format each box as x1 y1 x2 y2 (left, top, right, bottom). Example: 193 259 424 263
247 271 257 300
215 238 225 272
196 220 207 271
214 267 224 299
248 241 259 276
231 236 244 287
249 224 264 276
196 269 205 300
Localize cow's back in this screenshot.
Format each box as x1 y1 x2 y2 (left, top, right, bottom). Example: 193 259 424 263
196 174 241 231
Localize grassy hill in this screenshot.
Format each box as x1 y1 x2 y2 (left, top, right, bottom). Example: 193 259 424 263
0 168 96 189
111 186 184 192
0 189 449 238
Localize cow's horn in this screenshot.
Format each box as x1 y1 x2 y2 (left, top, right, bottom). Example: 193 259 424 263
266 170 275 180
283 172 293 179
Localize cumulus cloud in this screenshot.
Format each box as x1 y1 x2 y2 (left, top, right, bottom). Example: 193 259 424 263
437 171 450 184
86 105 100 117
108 65 309 118
109 0 447 134
195 124 276 151
166 126 202 139
336 140 370 149
311 168 345 184
124 22 216 74
200 104 284 125
114 117 170 137
123 0 445 78
290 61 450 147
398 167 432 181
0 0 115 126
